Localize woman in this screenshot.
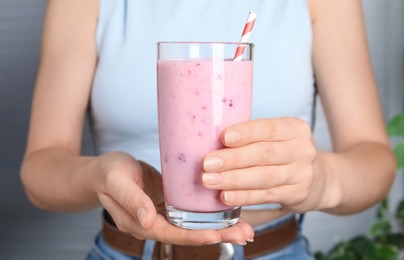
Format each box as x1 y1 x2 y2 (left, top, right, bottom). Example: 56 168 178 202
21 0 396 259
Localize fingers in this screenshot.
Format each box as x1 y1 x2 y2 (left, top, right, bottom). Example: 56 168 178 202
201 165 295 206
148 215 222 245
98 154 254 245
218 185 309 208
103 192 254 245
203 142 294 172
218 219 255 244
101 200 221 245
200 118 318 211
104 191 254 245
100 160 157 230
128 214 253 246
98 193 145 238
202 165 296 190
221 117 305 147
138 161 165 206
107 176 156 229
202 163 315 210
203 117 315 173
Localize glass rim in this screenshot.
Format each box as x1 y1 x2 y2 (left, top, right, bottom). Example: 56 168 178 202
157 41 254 47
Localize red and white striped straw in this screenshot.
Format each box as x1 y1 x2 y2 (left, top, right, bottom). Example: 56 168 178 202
234 11 256 61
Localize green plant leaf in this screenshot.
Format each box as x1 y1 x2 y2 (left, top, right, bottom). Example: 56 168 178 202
370 220 391 236
374 243 398 260
384 233 404 248
394 142 404 169
376 198 389 220
350 236 377 257
395 199 404 223
381 198 389 210
327 241 353 259
314 251 327 260
330 254 356 260
387 113 404 136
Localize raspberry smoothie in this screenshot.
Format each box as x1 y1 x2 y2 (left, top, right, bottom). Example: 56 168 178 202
157 59 253 213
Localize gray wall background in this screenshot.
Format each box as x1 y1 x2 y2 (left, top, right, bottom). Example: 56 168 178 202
0 0 403 259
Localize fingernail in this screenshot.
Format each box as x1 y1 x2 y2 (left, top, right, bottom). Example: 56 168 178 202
224 131 241 144
246 238 254 243
202 173 222 185
137 207 147 228
204 240 222 245
236 241 247 246
223 191 237 202
203 156 223 171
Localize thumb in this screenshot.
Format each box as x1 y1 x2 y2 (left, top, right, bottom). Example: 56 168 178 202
98 152 158 230
108 163 157 229
109 178 157 229
129 183 157 229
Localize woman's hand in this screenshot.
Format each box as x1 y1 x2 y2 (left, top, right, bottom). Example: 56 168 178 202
202 117 326 213
94 152 254 245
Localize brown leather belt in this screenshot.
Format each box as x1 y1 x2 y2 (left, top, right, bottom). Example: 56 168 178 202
102 214 298 260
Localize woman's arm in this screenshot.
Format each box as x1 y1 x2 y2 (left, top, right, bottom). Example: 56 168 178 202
309 0 396 214
20 0 101 211
20 0 253 244
201 0 396 215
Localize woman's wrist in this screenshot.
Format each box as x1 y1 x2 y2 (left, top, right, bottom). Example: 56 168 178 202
85 154 105 206
312 142 395 214
310 152 343 212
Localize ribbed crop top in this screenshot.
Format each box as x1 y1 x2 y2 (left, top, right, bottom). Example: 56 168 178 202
90 0 315 210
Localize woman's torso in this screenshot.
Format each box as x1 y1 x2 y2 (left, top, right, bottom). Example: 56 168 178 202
90 0 315 224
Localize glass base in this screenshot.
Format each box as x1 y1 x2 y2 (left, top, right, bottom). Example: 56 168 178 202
165 203 241 230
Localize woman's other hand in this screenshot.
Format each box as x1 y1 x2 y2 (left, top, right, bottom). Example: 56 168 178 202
95 152 254 245
202 117 326 213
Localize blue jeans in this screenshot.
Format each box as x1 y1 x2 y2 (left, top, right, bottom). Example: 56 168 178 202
87 214 314 260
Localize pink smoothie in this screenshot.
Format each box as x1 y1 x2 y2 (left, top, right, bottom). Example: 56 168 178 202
157 59 253 212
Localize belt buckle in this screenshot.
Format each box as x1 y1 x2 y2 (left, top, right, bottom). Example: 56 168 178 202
219 243 235 260
160 243 173 260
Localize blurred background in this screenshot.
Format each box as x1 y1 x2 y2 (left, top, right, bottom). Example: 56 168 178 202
0 0 403 259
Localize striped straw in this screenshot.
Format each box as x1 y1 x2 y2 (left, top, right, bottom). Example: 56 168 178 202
234 11 256 61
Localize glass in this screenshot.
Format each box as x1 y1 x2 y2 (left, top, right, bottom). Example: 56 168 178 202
157 42 254 229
